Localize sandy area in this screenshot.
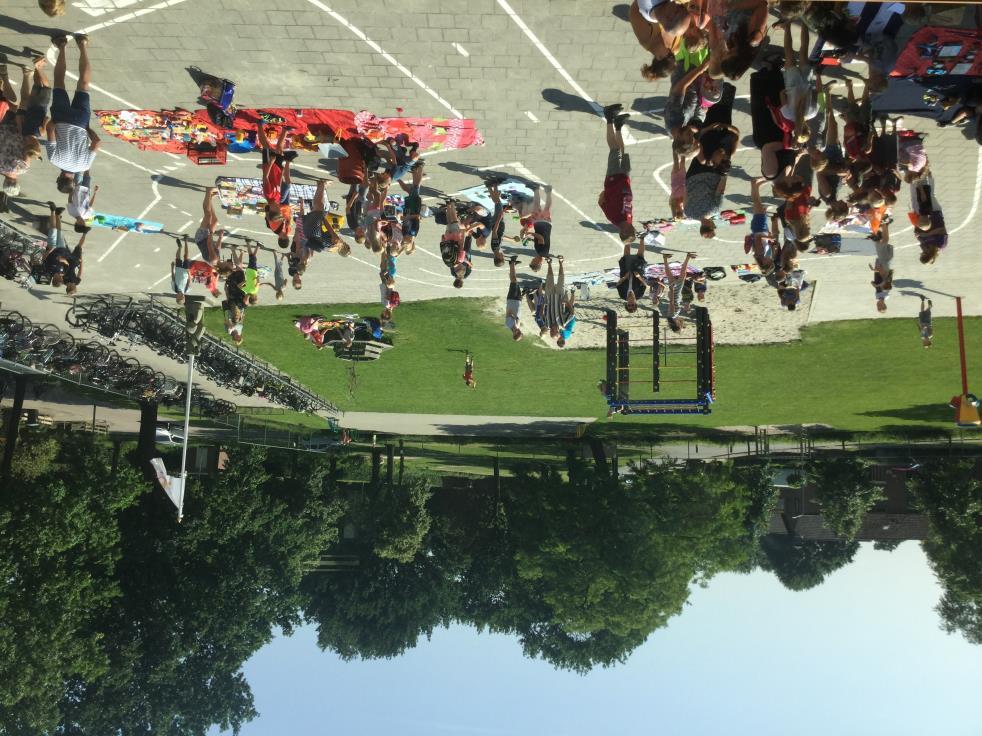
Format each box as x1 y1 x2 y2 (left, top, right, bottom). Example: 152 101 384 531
488 279 815 350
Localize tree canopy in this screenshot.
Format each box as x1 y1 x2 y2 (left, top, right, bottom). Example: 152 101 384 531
910 459 982 646
807 455 884 539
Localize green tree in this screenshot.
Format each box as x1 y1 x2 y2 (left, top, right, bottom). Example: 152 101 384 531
56 446 344 736
910 459 982 646
808 455 884 539
302 549 457 660
469 460 756 672
759 535 859 591
0 433 142 735
372 477 433 563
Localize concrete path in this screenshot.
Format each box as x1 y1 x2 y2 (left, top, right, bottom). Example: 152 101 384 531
342 412 594 437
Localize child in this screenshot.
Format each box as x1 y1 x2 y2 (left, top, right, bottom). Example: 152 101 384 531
171 236 191 304
397 160 424 254
663 251 694 332
526 184 554 272
260 251 288 302
222 300 244 345
240 239 262 306
745 178 775 274
669 151 686 220
463 352 476 388
257 120 298 248
67 172 97 229
870 221 893 313
380 249 397 288
918 296 933 348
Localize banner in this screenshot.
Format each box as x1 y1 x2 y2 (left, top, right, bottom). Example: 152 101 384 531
96 107 484 157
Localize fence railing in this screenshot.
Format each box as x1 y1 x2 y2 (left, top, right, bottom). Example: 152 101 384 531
65 294 339 416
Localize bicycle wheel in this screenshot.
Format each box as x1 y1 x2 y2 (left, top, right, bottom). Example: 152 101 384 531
0 310 27 335
64 299 109 329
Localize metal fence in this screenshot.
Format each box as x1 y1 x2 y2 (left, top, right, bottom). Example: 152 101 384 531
65 294 340 416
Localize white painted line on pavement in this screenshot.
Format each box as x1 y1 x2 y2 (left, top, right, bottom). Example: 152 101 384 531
305 0 463 119
97 176 162 262
495 0 601 115
508 162 621 251
98 147 161 175
153 247 160 252
452 43 470 58
949 146 982 237
77 0 191 33
149 273 170 288
176 219 194 233
45 46 141 110
525 111 539 123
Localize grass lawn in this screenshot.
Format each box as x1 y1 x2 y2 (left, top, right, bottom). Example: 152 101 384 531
204 299 982 433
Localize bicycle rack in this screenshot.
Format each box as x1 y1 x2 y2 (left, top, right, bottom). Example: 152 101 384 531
65 295 340 416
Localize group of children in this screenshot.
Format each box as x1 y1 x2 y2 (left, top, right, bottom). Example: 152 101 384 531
611 4 954 322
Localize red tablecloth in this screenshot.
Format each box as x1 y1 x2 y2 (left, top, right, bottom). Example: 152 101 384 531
890 27 982 78
97 107 484 157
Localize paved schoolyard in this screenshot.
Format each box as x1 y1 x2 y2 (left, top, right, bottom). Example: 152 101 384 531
1 0 980 330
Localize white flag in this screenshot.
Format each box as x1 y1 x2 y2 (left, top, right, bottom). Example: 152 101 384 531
150 458 185 519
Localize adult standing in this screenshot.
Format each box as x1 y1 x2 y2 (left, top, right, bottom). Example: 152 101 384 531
616 237 648 313
504 256 523 341
257 120 298 248
0 64 43 199
43 35 99 193
631 0 685 81
171 236 191 305
684 82 737 238
871 221 893 312
598 103 636 245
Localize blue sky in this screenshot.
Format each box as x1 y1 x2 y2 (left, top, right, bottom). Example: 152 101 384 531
234 543 982 735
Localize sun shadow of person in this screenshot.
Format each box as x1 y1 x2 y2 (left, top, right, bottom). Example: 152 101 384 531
612 4 631 21
542 88 598 116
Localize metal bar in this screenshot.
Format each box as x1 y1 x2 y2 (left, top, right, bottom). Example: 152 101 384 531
956 296 969 396
605 309 617 399
177 354 195 522
652 311 660 393
617 329 630 402
1 375 27 481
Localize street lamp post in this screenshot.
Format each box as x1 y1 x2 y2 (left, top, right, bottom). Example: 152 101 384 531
173 296 206 521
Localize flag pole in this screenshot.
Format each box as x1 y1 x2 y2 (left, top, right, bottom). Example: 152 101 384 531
177 353 194 523
956 296 969 397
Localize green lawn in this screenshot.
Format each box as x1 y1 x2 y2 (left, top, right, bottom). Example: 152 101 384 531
204 299 982 433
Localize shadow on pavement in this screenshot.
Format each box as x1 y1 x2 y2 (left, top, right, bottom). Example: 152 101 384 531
0 15 65 39
157 175 208 193
542 88 596 115
612 4 630 21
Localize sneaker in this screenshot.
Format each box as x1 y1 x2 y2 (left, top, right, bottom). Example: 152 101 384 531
602 103 623 123
614 112 632 130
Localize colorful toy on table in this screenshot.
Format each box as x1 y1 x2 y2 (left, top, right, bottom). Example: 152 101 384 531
215 176 342 222
96 109 216 153
89 212 163 234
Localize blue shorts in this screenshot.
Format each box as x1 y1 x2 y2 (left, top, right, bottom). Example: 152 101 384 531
750 213 768 235
51 88 91 129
